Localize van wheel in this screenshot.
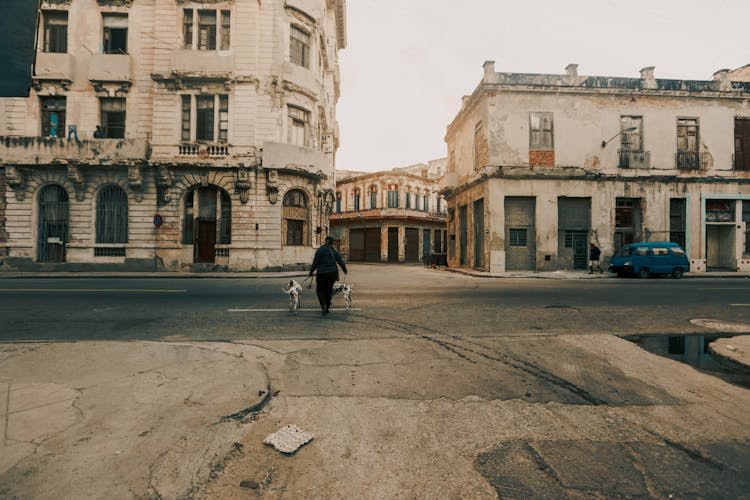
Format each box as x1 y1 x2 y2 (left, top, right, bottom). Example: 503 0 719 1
672 268 684 279
637 268 650 279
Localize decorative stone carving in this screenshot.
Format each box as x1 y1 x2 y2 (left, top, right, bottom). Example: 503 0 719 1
266 169 279 204
127 166 144 202
155 166 174 205
67 165 86 201
5 166 26 201
199 170 209 187
235 166 252 204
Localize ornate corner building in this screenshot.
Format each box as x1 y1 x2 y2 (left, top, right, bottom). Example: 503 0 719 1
330 160 448 263
441 62 750 273
0 0 346 271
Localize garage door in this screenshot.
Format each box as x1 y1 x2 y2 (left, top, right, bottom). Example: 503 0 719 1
350 228 381 262
405 228 419 262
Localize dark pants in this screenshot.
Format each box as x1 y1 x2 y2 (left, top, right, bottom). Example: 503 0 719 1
315 272 338 310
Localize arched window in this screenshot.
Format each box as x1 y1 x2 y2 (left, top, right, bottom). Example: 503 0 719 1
96 184 128 244
282 189 309 246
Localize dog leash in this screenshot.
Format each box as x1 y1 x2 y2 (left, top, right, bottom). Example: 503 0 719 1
302 274 314 288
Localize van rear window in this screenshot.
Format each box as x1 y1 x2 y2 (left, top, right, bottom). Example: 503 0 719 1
671 247 686 255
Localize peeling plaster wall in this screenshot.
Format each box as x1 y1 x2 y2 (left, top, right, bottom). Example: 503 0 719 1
479 91 748 173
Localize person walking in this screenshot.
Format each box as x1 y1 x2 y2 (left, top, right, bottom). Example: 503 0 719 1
309 236 347 315
589 242 603 274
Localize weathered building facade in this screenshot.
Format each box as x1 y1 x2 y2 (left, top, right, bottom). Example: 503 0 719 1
0 0 346 271
330 159 447 263
441 62 750 273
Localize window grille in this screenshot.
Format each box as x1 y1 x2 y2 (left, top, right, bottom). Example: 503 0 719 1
96 185 128 244
509 228 527 246
94 247 126 257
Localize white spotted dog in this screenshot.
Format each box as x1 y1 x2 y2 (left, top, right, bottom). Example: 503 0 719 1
331 282 353 310
282 279 303 314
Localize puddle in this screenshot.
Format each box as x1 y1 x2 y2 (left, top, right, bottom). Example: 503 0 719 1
624 334 750 389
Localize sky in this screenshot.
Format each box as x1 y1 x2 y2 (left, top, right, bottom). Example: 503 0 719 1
334 0 748 172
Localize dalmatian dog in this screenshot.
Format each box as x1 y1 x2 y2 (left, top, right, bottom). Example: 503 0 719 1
331 282 353 310
282 279 303 314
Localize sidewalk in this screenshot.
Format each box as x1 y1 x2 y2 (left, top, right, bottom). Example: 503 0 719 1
0 341 269 499
444 267 750 279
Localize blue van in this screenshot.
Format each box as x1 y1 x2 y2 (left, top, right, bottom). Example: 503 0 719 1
609 242 690 279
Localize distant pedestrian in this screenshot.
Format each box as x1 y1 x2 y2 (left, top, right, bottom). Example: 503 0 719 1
93 125 104 138
589 243 603 274
309 236 347 316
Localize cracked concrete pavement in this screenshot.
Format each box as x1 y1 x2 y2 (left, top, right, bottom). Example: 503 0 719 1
2 331 750 498
0 341 269 499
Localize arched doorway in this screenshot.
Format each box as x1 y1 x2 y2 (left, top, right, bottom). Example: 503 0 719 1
182 186 231 263
37 185 69 263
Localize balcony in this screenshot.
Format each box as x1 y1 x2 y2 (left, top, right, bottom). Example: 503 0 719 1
438 171 459 191
0 136 149 165
618 150 650 169
170 50 234 75
331 207 446 223
34 52 74 83
676 151 703 170
178 143 229 158
89 54 131 83
262 141 332 179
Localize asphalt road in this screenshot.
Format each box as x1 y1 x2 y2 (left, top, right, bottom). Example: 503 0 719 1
1 264 749 341
2 265 750 498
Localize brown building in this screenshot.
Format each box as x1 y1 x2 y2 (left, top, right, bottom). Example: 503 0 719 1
330 159 447 263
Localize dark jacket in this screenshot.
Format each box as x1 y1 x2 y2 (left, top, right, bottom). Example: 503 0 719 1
310 244 347 275
589 245 601 260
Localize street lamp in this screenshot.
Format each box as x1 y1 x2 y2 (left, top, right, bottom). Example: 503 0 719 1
601 126 637 148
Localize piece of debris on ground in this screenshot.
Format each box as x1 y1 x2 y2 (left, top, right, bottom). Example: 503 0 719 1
263 425 314 454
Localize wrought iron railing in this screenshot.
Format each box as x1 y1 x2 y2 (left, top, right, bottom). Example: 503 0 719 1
675 151 702 170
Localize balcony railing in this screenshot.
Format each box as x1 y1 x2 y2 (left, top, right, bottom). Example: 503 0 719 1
618 150 650 169
178 143 229 157
675 151 703 170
